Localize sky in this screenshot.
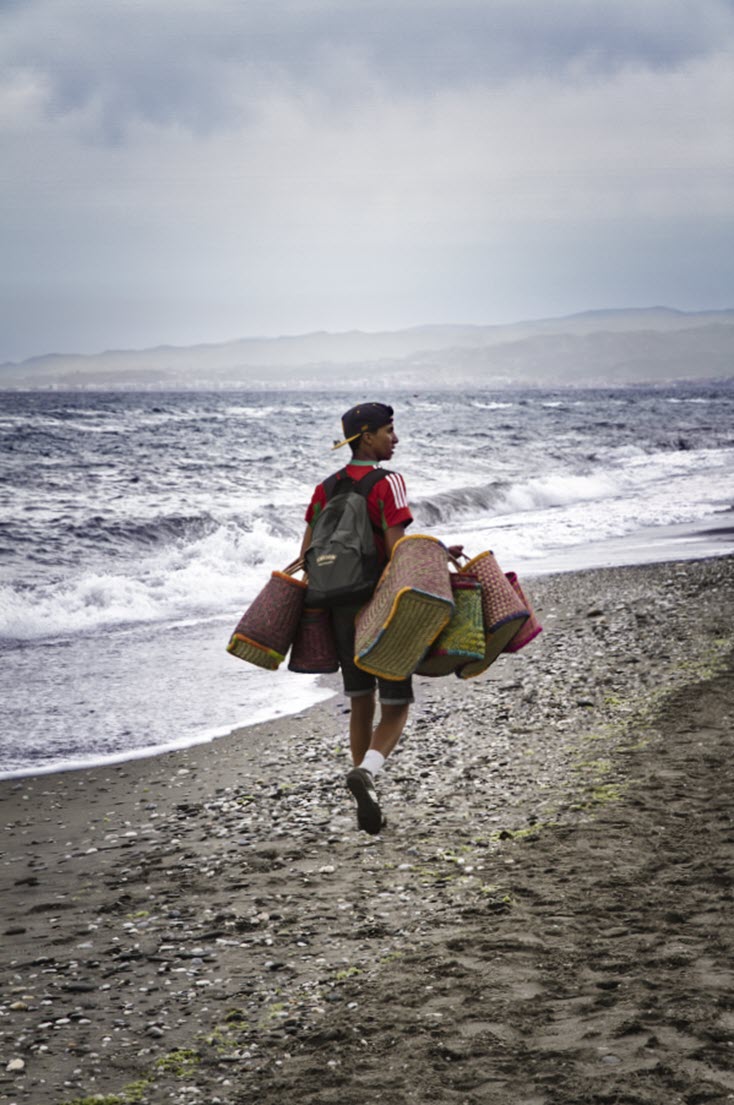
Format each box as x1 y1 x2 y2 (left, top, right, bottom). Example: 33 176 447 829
1 0 733 363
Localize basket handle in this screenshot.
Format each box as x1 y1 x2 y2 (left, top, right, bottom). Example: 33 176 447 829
447 548 469 572
282 557 306 577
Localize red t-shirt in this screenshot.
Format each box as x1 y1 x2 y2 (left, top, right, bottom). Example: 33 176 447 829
305 463 413 567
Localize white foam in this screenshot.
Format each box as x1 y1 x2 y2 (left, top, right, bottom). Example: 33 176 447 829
494 472 621 514
0 520 299 641
447 469 733 565
665 397 713 404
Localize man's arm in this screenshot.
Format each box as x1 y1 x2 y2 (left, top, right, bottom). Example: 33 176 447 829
384 523 406 559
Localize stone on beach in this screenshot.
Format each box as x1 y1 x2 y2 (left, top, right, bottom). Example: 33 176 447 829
0 557 732 1105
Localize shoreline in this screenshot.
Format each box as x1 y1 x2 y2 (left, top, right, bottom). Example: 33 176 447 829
0 689 339 784
1 555 733 1104
3 528 734 783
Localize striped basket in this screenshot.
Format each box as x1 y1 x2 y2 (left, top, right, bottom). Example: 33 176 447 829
456 551 529 680
288 608 340 674
416 574 485 677
227 559 307 670
503 572 543 653
354 534 454 681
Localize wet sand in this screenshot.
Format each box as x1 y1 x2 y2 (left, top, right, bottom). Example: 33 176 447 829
1 556 733 1105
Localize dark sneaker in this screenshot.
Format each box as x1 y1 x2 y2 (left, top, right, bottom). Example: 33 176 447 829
346 767 383 835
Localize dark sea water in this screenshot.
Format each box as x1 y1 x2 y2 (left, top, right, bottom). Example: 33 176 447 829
1 384 733 777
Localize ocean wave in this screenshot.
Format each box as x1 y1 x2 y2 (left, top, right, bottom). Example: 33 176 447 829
62 511 221 549
493 449 733 523
0 400 312 443
621 446 731 477
412 470 621 527
495 472 621 515
666 397 714 404
0 511 235 572
0 520 299 643
412 483 506 525
3 388 732 646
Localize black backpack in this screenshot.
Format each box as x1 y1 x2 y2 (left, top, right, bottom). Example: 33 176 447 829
304 467 392 607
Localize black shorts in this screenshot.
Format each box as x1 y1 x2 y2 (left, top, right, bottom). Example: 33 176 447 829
331 605 414 706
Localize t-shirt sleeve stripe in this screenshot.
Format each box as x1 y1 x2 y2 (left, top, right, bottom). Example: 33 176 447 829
387 472 409 511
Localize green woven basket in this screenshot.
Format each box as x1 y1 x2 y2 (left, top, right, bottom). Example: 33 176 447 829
288 607 340 674
416 574 485 677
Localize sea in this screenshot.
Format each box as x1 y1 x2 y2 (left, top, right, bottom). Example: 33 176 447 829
1 384 733 779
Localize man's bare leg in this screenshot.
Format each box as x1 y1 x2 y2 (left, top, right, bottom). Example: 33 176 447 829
349 693 375 765
346 700 410 835
370 703 410 759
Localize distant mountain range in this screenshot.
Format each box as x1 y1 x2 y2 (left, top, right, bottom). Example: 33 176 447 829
1 307 732 389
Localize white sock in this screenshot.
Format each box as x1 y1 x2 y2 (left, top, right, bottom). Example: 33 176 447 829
359 749 386 777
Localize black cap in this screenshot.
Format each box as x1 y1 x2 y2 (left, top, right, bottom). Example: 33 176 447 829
332 402 394 450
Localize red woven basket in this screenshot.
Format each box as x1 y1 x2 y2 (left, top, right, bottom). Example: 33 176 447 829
288 607 340 673
503 572 543 652
227 559 307 670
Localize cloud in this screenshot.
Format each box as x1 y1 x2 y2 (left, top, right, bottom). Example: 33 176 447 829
7 40 729 225
1 0 733 359
3 0 734 140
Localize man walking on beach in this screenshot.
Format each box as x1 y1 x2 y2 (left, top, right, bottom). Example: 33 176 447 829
301 402 413 835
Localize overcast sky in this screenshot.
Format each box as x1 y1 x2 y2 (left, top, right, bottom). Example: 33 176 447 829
2 0 733 362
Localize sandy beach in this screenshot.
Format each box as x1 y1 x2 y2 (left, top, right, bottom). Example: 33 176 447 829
1 555 733 1105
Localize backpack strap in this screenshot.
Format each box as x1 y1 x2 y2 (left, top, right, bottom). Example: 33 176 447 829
321 469 345 500
320 466 393 536
323 466 393 502
352 467 394 498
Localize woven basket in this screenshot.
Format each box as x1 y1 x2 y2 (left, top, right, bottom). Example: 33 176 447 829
288 607 340 673
503 572 543 653
354 534 454 681
227 559 307 670
456 551 529 679
416 574 485 677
